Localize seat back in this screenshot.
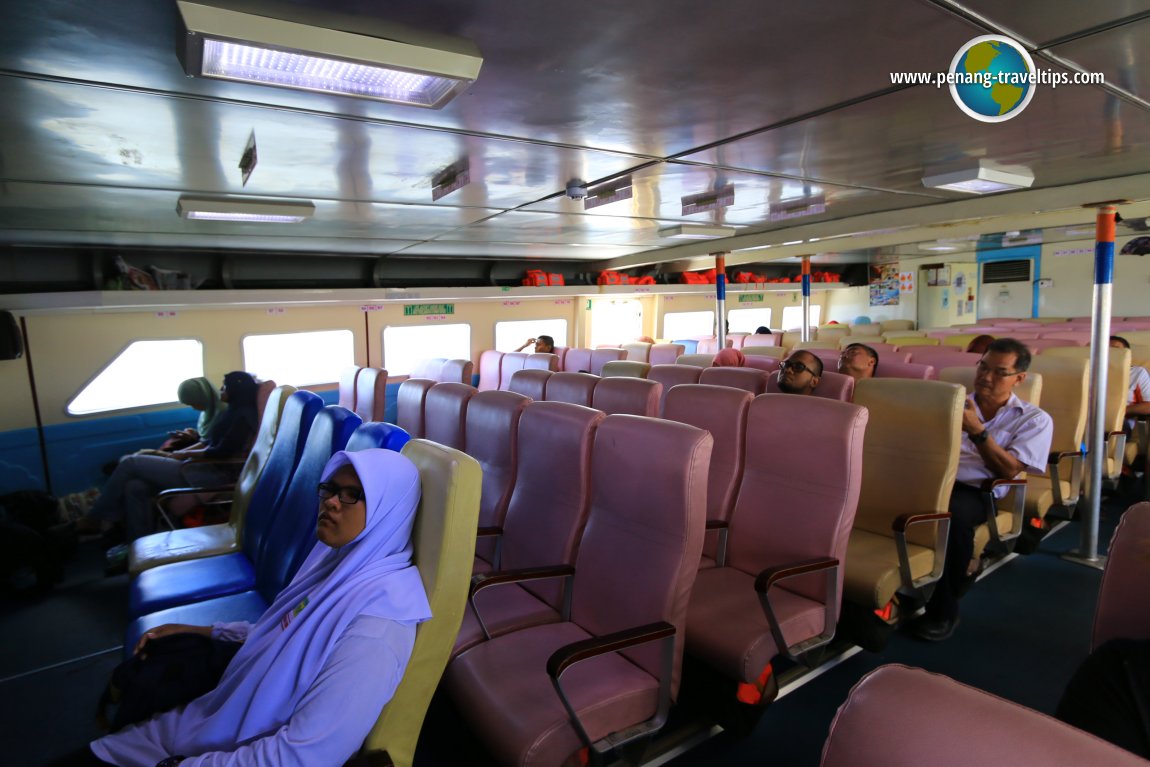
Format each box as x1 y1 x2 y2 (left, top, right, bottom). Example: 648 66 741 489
1093 501 1150 649
562 348 593 373
441 358 474 384
572 416 712 696
820 664 1150 767
240 390 323 559
396 378 436 439
506 368 551 400
501 402 604 606
939 367 1044 406
890 336 940 348
879 320 915 333
1027 337 1087 352
663 384 752 527
601 360 651 378
800 347 842 371
697 337 721 355
410 358 448 380
1043 346 1131 442
464 390 530 531
338 366 360 410
550 346 569 369
728 395 867 608
524 352 559 372
255 380 277 423
648 364 703 413
649 343 686 365
766 370 856 402
423 383 476 451
230 385 297 537
727 333 749 349
477 350 503 391
360 440 482 767
907 348 982 369
544 371 599 407
698 366 768 394
848 324 882 338
817 326 851 343
743 334 779 348
498 352 529 390
253 405 362 602
622 341 652 362
345 421 411 453
590 347 627 375
677 353 716 367
742 345 787 359
592 376 662 416
742 355 781 374
874 360 936 380
354 367 389 422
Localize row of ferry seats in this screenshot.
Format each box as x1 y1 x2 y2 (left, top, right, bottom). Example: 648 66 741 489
338 365 389 422
409 356 474 383
477 351 561 391
605 341 687 364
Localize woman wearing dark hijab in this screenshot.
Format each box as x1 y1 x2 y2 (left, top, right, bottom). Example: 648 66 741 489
82 449 430 767
78 372 260 542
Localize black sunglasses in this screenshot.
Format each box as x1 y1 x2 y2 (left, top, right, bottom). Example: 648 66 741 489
780 359 818 376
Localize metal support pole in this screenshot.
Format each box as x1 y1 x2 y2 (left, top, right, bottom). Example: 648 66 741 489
801 257 812 343
1064 205 1115 570
715 252 727 349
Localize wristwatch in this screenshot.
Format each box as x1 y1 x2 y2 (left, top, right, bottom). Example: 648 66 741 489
969 429 989 445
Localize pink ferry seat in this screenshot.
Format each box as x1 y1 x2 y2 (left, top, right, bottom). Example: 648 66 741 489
804 347 843 371
649 343 686 365
699 366 768 395
477 350 504 391
545 372 599 407
445 415 713 767
648 364 703 413
562 348 593 373
466 390 530 566
820 665 1149 767
441 358 474 384
354 367 389 422
499 352 530 390
766 370 856 402
454 402 604 658
908 348 982 369
742 355 781 375
550 346 569 369
410 358 447 380
686 394 867 696
507 369 551 400
622 341 652 362
592 376 662 416
338 366 360 410
423 382 476 451
525 352 559 372
1093 502 1150 649
874 360 936 380
589 348 627 375
396 378 436 439
744 333 779 347
663 384 753 568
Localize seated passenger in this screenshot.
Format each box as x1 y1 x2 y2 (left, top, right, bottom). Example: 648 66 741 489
778 350 822 395
1110 336 1150 424
77 372 260 542
838 342 879 381
82 449 431 767
911 338 1053 642
712 348 746 367
965 334 996 355
754 325 771 335
515 335 555 354
1057 637 1150 759
146 378 224 454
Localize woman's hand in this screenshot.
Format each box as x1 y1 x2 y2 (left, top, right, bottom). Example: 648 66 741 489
135 623 212 655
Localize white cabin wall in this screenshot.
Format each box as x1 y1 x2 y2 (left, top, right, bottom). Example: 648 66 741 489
1038 239 1150 318
823 285 917 326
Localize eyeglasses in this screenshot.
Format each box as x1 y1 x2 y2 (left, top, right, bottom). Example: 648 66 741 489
317 481 365 505
975 361 1023 379
780 359 818 376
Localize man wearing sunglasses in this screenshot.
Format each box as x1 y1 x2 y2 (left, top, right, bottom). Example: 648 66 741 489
912 337 1053 642
777 350 823 395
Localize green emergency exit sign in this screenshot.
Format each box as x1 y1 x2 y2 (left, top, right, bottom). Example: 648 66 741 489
403 303 455 316
738 293 764 303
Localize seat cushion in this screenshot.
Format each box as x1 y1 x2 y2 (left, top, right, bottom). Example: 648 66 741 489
447 621 658 767
843 530 935 609
973 511 1015 560
128 552 255 618
452 582 560 657
686 566 824 682
126 589 269 656
129 524 238 574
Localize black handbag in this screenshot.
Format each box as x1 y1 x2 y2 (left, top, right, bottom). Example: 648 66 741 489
98 634 241 732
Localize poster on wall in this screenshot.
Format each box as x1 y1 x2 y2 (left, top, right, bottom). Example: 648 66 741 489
869 263 900 306
899 271 915 294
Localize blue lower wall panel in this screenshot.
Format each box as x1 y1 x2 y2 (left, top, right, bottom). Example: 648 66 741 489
0 427 47 494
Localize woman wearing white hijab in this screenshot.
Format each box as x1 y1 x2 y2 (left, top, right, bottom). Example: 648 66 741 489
87 449 431 767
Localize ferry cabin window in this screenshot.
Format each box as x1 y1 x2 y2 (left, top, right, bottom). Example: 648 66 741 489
66 339 205 415
781 304 822 330
663 311 714 340
383 323 471 376
727 308 772 333
589 299 643 347
243 330 354 386
494 319 568 352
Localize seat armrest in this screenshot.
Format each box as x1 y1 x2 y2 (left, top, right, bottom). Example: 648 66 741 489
979 478 1027 546
754 558 839 663
154 485 237 530
469 565 575 639
892 512 951 595
546 621 676 753
705 519 730 567
1048 449 1082 464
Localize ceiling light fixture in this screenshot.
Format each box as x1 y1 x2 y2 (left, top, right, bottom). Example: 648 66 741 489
922 160 1034 194
177 196 315 223
659 224 737 240
175 1 483 109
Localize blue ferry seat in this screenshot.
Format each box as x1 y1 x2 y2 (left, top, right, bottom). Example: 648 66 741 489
127 386 315 574
125 421 410 651
127 405 361 618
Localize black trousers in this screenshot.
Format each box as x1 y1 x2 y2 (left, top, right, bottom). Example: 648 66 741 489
1058 638 1150 758
925 481 987 622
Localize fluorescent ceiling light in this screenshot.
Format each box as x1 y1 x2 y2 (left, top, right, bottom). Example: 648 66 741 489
177 196 315 223
922 160 1034 194
176 1 482 109
659 224 737 240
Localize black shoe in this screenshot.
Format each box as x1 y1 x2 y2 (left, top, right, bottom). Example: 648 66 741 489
910 615 960 642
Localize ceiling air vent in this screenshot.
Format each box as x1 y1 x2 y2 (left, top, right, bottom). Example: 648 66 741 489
982 259 1031 283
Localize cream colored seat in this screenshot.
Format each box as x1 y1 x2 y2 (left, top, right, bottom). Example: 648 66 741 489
844 379 964 615
600 359 651 378
1018 356 1089 525
677 353 716 368
848 324 882 338
1043 346 1130 482
889 336 940 347
350 439 482 767
879 320 915 333
741 345 787 359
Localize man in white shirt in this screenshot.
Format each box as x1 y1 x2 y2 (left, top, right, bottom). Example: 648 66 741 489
1110 336 1150 421
912 338 1054 642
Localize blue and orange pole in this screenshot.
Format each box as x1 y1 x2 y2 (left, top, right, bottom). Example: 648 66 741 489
715 252 727 349
800 257 812 342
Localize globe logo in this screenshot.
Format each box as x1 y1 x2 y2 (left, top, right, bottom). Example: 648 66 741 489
949 35 1036 122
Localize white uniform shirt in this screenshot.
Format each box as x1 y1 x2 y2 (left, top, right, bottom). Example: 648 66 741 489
956 392 1053 495
1128 365 1150 405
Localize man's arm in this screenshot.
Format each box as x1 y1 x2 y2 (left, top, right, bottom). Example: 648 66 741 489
963 399 1027 479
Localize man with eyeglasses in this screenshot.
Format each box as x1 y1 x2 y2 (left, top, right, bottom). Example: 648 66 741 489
838 343 879 382
777 350 823 395
911 337 1053 642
